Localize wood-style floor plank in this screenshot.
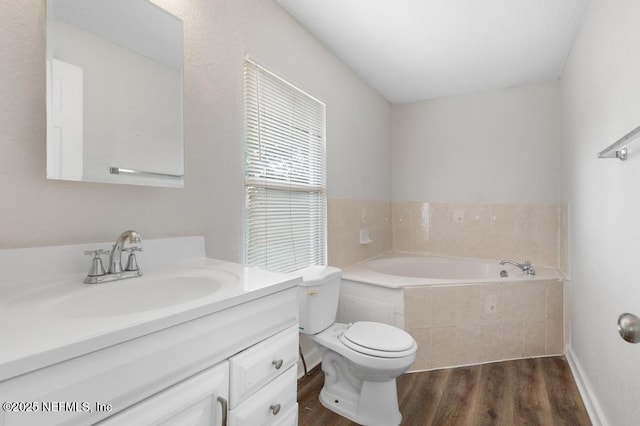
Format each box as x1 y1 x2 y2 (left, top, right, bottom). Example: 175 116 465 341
297 356 591 426
397 368 449 425
512 358 554 425
539 357 592 426
430 366 481 425
476 360 513 426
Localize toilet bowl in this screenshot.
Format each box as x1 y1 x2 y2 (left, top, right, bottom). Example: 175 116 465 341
297 266 417 425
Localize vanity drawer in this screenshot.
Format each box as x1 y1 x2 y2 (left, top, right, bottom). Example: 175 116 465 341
228 365 297 426
272 403 298 426
228 324 298 408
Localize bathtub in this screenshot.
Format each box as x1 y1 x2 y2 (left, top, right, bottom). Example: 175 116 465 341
342 252 562 288
338 253 565 371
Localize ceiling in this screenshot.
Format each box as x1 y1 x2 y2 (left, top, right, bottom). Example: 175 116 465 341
276 0 590 104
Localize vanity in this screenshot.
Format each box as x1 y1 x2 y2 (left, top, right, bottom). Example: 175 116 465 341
0 236 300 425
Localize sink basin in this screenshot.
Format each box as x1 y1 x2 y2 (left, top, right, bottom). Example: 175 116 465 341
4 270 236 318
55 274 224 317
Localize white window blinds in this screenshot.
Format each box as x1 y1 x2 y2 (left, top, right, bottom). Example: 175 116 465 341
244 59 327 273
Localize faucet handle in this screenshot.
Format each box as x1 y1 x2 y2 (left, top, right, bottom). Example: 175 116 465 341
522 260 536 275
84 249 109 277
124 246 143 272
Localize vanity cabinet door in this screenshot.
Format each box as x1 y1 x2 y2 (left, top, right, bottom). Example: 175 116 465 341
97 362 229 426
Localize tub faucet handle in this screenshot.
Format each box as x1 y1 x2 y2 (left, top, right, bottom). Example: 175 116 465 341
499 259 535 276
521 260 535 275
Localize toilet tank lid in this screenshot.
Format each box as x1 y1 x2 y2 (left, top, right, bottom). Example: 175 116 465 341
296 265 342 287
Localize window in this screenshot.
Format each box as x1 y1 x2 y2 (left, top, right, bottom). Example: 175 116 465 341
244 59 327 272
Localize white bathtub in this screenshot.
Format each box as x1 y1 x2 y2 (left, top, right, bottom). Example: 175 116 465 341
342 253 562 288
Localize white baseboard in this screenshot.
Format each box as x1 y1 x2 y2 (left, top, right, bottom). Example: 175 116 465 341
565 344 608 426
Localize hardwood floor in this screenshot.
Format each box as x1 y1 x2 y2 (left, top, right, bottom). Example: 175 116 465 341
297 357 591 426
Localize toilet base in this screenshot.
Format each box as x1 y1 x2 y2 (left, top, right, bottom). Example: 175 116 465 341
319 352 402 426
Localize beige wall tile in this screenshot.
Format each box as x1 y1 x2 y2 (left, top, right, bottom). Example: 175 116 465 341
540 237 559 267
538 204 559 239
407 327 432 372
405 287 432 328
502 321 525 359
514 237 541 265
523 321 546 357
546 281 564 320
432 286 458 326
455 285 483 325
404 281 564 369
546 318 564 355
430 326 460 369
454 284 502 325
328 198 392 268
388 201 568 269
559 204 569 274
467 203 491 227
490 204 516 236
458 323 503 364
502 281 546 322
514 203 539 229
429 203 449 229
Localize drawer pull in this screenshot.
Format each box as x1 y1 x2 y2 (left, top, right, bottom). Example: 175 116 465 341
272 359 284 369
217 396 228 426
270 403 281 415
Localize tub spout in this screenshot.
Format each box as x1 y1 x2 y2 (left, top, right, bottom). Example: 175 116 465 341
499 259 535 276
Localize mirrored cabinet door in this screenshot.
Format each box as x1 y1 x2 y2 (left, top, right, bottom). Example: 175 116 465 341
46 0 184 188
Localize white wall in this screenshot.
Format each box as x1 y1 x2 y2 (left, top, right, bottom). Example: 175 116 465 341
562 1 640 425
0 0 391 260
392 81 561 202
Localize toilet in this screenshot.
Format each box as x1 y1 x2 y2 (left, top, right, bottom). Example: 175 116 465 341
298 266 417 426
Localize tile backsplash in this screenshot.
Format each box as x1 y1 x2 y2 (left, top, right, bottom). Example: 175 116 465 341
392 202 567 270
328 200 568 273
327 199 392 268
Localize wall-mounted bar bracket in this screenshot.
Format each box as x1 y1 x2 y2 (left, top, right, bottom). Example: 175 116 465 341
597 126 640 161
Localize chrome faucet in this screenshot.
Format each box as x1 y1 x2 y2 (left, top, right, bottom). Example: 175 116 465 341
83 230 143 284
500 259 535 276
108 230 142 273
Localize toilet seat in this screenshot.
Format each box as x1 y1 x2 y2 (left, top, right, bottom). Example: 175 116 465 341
339 321 417 358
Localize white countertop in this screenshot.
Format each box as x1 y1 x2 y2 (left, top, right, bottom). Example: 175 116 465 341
0 238 300 382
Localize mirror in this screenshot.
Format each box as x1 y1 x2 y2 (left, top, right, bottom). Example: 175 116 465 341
46 0 184 188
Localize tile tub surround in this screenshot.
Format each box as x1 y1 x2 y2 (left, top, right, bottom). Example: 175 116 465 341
327 198 392 268
405 280 564 371
392 202 568 270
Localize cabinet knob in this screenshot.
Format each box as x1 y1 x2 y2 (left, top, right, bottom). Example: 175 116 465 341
272 359 283 369
270 403 281 415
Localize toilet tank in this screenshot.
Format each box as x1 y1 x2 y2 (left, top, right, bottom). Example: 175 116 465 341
297 266 342 335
